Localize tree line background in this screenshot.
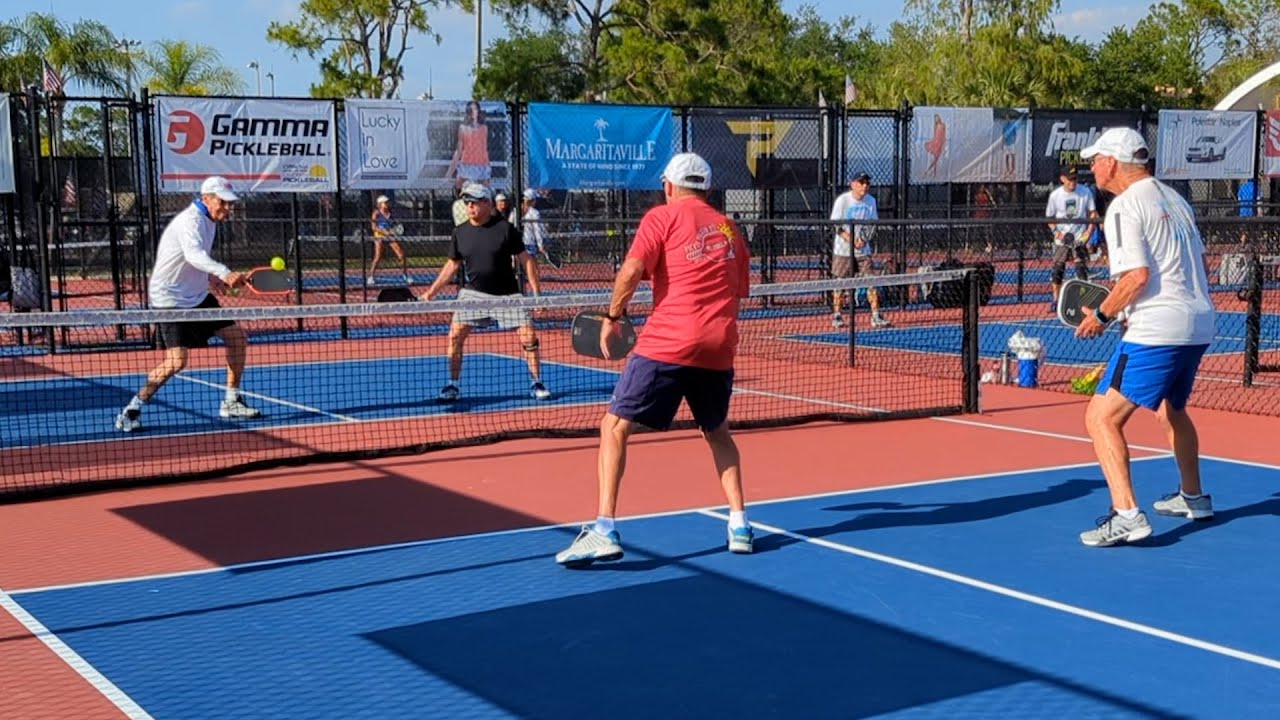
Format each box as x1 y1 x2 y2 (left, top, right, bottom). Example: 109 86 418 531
1 0 1278 112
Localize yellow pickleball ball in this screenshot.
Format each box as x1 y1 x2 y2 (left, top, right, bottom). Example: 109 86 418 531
270 256 286 271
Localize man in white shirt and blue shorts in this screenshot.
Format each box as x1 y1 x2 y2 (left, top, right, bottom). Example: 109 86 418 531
114 176 261 432
1073 128 1218 547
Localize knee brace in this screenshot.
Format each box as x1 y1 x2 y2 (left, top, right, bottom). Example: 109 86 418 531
522 338 540 353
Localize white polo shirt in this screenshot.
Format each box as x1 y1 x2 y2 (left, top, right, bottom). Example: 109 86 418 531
1104 177 1216 346
147 202 232 309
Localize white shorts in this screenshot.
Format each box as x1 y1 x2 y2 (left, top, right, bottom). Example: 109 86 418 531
453 288 532 330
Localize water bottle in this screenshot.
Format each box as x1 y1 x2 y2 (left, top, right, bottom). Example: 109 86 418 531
999 351 1011 385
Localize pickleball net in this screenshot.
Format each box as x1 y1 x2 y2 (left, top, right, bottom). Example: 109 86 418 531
0 269 979 499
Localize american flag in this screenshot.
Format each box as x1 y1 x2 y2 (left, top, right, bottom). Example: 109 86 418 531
42 60 64 95
844 75 858 105
63 174 77 207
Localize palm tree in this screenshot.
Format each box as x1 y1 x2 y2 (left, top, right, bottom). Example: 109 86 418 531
141 40 245 96
6 13 128 94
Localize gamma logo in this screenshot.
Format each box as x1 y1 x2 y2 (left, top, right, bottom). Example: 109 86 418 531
165 110 206 155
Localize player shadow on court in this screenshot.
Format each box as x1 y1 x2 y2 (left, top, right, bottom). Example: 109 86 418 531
334 386 614 416
1141 492 1280 547
570 543 730 572
750 478 1104 554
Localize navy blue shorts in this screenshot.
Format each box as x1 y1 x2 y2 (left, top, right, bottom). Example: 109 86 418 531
609 354 734 432
1097 342 1209 411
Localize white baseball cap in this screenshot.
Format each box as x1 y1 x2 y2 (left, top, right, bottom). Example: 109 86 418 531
376 195 390 204
1081 127 1150 164
522 188 538 201
460 182 492 201
662 153 712 190
200 176 239 202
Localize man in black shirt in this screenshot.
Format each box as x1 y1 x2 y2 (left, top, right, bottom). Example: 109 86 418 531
423 182 550 402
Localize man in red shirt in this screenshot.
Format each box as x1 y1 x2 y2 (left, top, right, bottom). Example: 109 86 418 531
556 153 753 567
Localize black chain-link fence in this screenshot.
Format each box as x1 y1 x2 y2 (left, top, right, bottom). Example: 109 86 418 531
4 91 1280 415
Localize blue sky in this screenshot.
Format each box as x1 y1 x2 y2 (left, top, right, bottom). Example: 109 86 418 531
16 0 1150 100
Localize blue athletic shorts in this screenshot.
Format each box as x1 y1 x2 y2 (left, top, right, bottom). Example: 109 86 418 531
1097 342 1209 411
608 354 734 432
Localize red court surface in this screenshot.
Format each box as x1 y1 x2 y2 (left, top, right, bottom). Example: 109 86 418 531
2 383 1277 720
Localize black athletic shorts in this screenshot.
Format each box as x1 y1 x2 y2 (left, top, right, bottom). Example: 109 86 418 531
156 294 235 349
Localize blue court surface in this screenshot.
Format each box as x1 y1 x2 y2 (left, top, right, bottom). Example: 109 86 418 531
787 311 1280 365
0 354 617 448
8 455 1279 718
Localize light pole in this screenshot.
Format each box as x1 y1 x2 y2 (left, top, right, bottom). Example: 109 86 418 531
266 71 275 97
116 38 141 98
474 0 482 85
247 61 261 95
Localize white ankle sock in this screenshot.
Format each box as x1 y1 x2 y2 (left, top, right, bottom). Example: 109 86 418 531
1181 492 1203 500
1117 507 1140 520
593 516 615 535
224 388 239 403
728 511 747 529
126 396 144 411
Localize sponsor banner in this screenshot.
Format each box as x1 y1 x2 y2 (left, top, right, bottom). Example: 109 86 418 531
909 107 1030 184
155 97 336 193
345 99 510 190
1263 110 1280 178
1156 109 1257 180
1031 110 1141 183
526 103 672 190
688 110 822 189
0 95 13 194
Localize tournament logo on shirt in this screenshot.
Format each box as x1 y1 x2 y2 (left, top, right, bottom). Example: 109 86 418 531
685 223 737 263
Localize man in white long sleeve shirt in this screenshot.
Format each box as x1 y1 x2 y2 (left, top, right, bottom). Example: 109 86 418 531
114 176 261 432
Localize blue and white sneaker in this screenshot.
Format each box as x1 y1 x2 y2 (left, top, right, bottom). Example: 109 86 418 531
728 524 754 554
556 526 624 567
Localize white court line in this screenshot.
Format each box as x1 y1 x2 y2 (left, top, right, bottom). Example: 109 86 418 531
7 457 1130 596
931 413 1280 471
175 375 359 423
696 508 1280 672
0 588 155 719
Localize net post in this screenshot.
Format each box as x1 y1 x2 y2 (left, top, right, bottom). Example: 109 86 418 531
1244 253 1263 387
847 283 856 368
961 268 980 412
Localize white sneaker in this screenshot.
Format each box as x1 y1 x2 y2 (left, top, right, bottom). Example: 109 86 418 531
115 408 142 432
1152 492 1214 521
530 381 551 400
438 383 460 402
220 397 262 419
365 277 377 287
871 316 892 328
832 314 844 328
555 526 623 567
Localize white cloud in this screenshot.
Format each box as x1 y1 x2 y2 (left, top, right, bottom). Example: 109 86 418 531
1053 6 1147 40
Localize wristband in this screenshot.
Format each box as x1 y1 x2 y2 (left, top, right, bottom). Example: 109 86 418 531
1094 307 1111 324
606 311 624 322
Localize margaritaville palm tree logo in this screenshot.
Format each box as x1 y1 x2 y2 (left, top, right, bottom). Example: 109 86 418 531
594 117 609 142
